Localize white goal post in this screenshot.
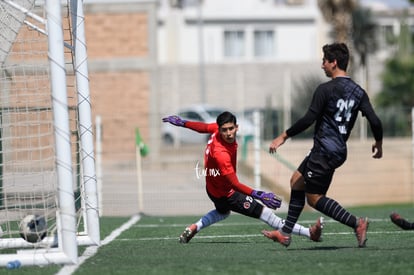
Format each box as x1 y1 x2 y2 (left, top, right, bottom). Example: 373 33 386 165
0 0 99 266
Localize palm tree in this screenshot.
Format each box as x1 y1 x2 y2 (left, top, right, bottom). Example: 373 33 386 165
352 8 377 67
351 7 378 139
317 0 358 44
351 6 378 93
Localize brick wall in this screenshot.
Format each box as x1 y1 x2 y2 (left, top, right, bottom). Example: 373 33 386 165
83 2 155 163
85 13 148 58
89 71 149 162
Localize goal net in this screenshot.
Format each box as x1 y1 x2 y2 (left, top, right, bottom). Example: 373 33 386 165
0 0 99 266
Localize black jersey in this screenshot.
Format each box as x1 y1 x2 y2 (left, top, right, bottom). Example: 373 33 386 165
286 77 382 159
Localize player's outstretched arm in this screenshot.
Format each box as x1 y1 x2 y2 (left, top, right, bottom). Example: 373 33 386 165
162 115 213 133
162 115 187 127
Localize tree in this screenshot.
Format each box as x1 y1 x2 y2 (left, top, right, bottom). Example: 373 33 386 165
351 7 378 67
318 0 358 43
376 18 414 136
377 18 414 108
350 7 378 139
377 58 414 108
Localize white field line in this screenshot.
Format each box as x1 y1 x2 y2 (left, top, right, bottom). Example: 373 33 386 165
55 216 402 273
56 214 141 275
124 217 409 241
132 218 390 228
117 230 411 242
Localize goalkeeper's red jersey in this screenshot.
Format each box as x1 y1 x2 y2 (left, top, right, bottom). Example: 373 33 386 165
185 121 253 198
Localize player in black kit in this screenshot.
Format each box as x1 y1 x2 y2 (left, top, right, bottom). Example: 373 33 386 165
262 43 383 248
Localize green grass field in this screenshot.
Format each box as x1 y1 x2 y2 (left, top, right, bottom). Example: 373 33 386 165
3 204 414 275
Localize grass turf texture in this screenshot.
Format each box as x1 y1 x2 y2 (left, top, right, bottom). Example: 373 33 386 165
2 204 414 274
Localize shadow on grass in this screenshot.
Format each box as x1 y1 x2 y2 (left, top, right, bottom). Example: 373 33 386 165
298 245 354 250
194 240 260 244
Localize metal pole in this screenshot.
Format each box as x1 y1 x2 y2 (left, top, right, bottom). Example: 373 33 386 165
412 107 414 204
71 0 100 246
136 145 144 213
46 0 78 264
95 116 103 217
135 128 148 213
283 69 291 130
412 107 414 172
253 111 261 189
0 111 2 209
197 0 206 104
360 65 368 141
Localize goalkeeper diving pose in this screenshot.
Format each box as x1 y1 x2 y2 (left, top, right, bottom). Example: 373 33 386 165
162 111 323 244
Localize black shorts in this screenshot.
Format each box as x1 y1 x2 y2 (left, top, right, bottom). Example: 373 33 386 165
298 150 344 195
207 190 263 219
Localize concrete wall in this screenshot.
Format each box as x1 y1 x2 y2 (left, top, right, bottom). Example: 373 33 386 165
245 138 413 208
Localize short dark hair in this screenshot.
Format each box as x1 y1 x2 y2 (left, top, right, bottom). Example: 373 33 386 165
322 43 349 71
216 111 237 127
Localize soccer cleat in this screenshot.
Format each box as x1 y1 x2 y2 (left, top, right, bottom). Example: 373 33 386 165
262 229 291 247
309 217 324 242
179 224 197 243
354 217 369 248
390 212 410 230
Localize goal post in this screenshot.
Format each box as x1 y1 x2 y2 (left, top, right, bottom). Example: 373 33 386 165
50 0 79 264
70 0 100 246
0 0 99 266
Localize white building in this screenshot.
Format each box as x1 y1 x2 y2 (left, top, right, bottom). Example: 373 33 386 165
157 0 413 64
156 0 413 130
157 0 328 64
360 0 414 60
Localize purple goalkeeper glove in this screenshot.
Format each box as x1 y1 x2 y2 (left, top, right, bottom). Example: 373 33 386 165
251 190 282 209
162 115 187 127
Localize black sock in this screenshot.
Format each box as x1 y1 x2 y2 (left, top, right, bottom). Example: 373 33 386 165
393 217 414 230
281 190 305 234
315 196 357 228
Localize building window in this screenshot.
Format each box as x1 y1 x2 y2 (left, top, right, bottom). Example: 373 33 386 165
224 30 245 57
254 30 274 57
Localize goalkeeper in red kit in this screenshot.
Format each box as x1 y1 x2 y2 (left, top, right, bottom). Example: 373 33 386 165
162 111 323 244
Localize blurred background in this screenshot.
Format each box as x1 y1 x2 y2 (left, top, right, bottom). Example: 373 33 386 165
81 0 414 216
